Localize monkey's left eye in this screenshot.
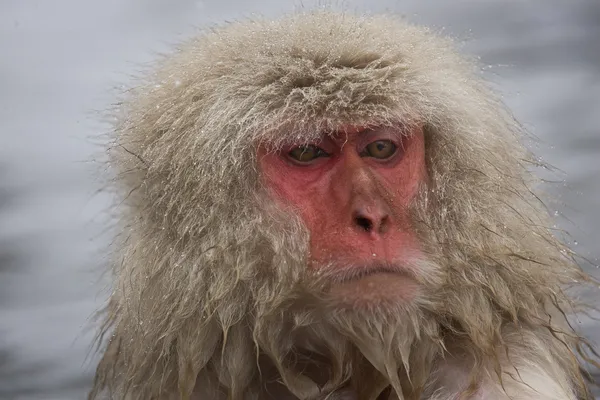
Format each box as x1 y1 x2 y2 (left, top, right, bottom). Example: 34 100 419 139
362 140 398 160
288 145 329 164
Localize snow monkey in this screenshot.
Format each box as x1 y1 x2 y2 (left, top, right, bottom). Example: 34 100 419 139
90 10 599 400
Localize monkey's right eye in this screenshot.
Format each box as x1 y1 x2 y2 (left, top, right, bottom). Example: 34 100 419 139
288 145 329 164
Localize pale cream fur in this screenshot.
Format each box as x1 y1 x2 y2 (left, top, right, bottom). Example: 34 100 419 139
426 328 578 399
90 10 598 400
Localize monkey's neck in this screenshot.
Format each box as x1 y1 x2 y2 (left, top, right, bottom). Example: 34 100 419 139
260 378 393 400
256 353 397 400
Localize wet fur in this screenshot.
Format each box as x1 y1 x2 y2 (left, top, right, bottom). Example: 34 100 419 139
90 10 598 400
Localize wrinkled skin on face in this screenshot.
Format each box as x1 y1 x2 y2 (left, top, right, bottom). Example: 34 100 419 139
259 125 426 309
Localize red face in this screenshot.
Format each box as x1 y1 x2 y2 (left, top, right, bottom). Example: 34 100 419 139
258 125 427 307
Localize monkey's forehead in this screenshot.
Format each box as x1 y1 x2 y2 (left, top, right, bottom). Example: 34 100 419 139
115 10 511 159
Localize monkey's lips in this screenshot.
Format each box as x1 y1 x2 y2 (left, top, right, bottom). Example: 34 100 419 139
324 265 419 308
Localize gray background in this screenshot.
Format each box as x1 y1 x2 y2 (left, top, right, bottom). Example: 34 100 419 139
0 1 598 399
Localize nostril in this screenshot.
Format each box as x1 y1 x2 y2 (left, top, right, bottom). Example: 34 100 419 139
355 216 373 232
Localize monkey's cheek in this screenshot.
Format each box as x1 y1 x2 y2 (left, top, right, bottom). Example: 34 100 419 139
327 273 419 310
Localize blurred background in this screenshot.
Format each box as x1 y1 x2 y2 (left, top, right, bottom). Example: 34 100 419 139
0 1 598 399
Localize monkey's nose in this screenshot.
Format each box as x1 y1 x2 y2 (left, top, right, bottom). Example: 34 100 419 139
352 206 391 235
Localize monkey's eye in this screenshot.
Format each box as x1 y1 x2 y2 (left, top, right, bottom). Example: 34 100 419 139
288 145 329 164
362 140 398 160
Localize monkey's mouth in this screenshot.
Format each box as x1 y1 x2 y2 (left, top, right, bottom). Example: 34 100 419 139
324 262 413 284
316 262 419 307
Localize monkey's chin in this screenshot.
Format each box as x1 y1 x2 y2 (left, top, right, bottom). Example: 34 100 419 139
327 272 418 310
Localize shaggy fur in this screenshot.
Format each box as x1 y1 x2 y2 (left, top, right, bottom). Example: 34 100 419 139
90 10 598 400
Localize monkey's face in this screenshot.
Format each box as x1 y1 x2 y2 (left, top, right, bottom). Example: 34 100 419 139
259 124 428 310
